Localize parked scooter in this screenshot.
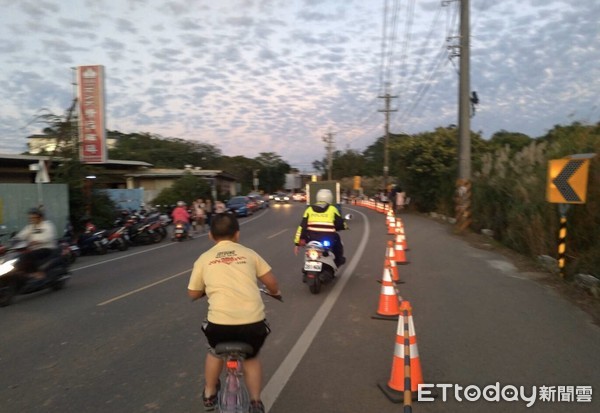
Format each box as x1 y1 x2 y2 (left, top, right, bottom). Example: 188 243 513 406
58 223 80 264
101 225 129 251
77 228 109 255
145 214 167 242
58 237 80 264
125 216 163 245
0 238 71 307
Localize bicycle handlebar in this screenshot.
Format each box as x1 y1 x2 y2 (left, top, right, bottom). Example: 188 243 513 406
259 287 283 302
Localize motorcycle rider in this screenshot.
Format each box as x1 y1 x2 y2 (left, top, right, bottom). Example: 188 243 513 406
293 189 347 267
171 201 191 237
15 207 57 280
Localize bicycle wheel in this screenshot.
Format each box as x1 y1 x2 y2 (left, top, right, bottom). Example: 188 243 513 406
219 371 249 413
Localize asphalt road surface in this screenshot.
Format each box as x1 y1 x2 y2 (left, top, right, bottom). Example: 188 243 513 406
1 203 598 413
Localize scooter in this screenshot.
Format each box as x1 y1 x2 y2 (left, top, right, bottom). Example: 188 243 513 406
77 229 109 255
301 214 351 294
101 225 129 251
172 221 190 242
0 239 71 307
302 239 338 294
58 224 80 264
58 237 80 264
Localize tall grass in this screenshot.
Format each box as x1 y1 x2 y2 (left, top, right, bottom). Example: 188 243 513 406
471 124 600 278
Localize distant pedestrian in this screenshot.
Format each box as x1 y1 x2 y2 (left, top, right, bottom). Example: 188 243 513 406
395 188 406 214
205 199 213 226
193 199 206 233
214 200 226 214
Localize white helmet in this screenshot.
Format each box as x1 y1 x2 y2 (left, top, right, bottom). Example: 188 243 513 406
177 201 186 207
316 189 333 205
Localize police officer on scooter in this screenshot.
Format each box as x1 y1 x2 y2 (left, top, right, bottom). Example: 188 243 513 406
293 189 347 267
15 208 57 280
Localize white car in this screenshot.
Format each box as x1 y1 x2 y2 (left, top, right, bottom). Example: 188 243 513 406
273 192 290 203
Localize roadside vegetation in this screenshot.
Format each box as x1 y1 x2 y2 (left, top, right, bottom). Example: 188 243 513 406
324 122 599 281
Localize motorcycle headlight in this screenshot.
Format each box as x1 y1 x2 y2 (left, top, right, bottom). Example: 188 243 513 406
0 258 17 277
306 249 320 260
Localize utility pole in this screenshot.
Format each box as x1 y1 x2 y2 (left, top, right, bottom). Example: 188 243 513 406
322 131 334 181
455 0 472 232
378 90 398 192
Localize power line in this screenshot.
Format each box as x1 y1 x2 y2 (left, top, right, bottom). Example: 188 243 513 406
396 0 459 125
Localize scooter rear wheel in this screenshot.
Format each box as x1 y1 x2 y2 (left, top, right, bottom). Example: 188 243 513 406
307 274 321 294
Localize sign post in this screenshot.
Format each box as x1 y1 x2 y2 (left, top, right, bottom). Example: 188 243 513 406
546 153 595 277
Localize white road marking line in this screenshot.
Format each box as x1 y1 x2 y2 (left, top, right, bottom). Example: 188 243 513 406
72 209 269 272
94 210 273 305
262 208 369 412
97 269 191 306
267 229 288 239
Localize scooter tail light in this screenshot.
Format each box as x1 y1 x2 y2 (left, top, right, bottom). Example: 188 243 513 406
307 249 320 260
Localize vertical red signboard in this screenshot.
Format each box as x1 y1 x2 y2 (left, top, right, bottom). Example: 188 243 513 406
77 65 107 163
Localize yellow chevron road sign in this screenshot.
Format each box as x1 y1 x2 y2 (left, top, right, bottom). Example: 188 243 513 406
546 157 592 204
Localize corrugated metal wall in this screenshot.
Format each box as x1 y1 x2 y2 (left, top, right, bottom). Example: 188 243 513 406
0 184 70 239
101 188 144 211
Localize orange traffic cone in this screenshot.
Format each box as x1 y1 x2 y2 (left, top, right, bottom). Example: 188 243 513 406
372 263 400 320
395 218 409 250
394 231 408 264
378 301 427 402
385 241 400 282
387 213 396 235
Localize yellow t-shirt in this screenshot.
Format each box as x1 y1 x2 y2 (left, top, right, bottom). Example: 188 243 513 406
188 240 272 325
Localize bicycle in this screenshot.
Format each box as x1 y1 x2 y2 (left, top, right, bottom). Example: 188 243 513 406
215 288 282 413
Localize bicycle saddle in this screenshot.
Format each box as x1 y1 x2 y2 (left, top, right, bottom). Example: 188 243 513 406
215 342 254 357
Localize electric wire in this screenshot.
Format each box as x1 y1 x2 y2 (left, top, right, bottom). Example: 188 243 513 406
395 0 416 99
396 0 459 125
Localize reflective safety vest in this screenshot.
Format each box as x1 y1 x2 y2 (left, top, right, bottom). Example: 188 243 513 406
294 204 342 245
305 206 338 233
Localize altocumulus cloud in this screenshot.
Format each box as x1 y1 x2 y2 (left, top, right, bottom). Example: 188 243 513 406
0 0 598 168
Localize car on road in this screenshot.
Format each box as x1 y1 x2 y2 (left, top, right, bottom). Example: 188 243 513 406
292 192 306 202
248 193 269 209
226 196 256 217
272 192 290 203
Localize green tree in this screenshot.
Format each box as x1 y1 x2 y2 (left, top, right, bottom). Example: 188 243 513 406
152 173 212 206
489 130 533 153
51 159 118 231
331 149 368 180
254 152 291 193
108 132 222 168
216 156 262 195
24 101 78 158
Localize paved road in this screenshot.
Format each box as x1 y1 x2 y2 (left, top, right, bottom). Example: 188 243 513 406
1 204 598 412
268 207 600 413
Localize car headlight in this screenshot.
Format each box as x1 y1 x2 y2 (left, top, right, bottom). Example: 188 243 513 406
0 258 17 277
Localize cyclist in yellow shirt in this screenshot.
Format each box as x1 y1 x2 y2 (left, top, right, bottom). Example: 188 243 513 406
188 213 280 413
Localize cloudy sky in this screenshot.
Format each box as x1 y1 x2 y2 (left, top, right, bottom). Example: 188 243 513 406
1 0 599 171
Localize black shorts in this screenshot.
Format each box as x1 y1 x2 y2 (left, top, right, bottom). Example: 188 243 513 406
202 320 271 359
